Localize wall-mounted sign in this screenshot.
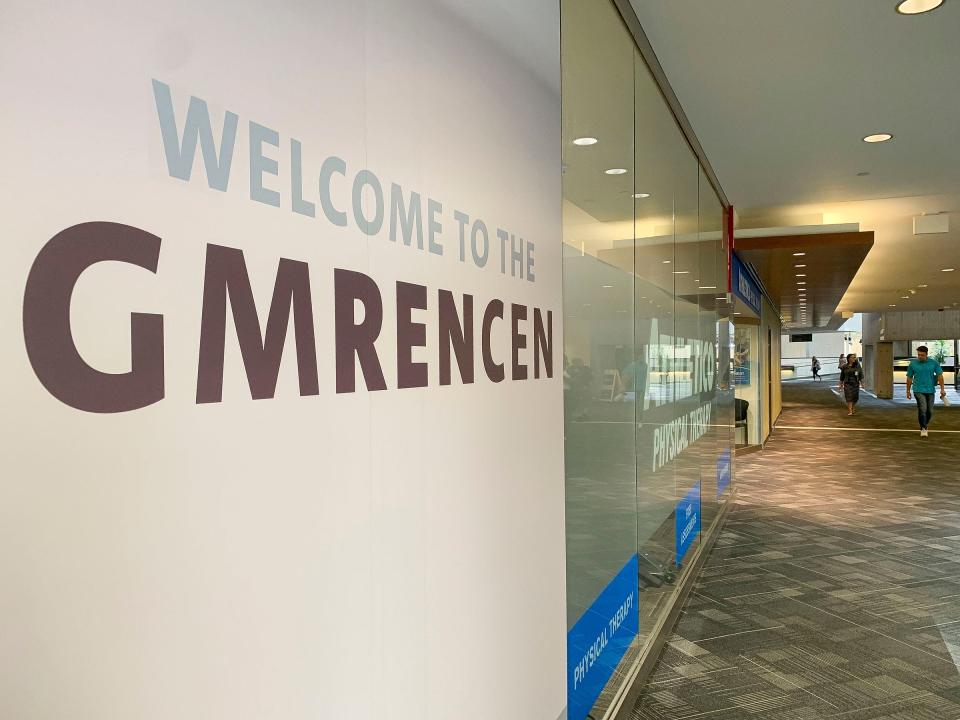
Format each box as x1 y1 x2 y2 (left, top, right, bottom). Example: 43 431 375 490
567 555 639 720
675 481 702 565
732 253 762 316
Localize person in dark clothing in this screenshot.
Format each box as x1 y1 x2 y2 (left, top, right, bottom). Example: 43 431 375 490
838 353 847 370
838 353 864 416
811 356 821 381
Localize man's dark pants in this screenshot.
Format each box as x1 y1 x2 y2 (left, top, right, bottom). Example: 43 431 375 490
915 392 935 429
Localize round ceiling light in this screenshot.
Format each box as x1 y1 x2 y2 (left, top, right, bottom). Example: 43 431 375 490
573 137 598 146
863 133 893 143
605 168 627 175
896 0 943 14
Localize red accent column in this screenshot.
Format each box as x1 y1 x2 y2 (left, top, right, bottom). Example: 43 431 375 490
724 205 735 293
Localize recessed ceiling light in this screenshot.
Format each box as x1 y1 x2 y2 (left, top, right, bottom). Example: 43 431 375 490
573 137 598 146
602 284 613 288
734 312 742 315
716 296 726 300
919 284 929 288
605 168 627 175
797 281 806 285
896 0 943 15
672 270 690 274
793 252 806 256
863 133 893 143
889 304 897 307
632 192 651 199
796 274 806 277
662 260 672 264
942 268 955 272
699 285 717 289
901 296 910 299
795 264 806 268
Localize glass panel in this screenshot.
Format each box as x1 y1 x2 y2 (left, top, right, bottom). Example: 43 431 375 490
734 321 761 445
632 44 703 643
561 3 638 718
561 1 736 716
698 168 726 531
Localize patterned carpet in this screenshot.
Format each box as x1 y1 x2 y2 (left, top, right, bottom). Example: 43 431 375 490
630 379 960 719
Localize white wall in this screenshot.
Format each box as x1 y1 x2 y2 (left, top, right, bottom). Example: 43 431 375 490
781 331 861 375
1 2 566 719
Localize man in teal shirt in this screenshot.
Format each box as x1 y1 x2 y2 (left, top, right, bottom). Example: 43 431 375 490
906 345 946 437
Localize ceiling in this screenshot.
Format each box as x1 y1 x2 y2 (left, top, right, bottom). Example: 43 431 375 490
736 230 873 330
630 0 960 315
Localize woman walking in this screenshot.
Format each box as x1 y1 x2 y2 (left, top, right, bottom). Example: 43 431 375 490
838 353 864 416
811 356 821 381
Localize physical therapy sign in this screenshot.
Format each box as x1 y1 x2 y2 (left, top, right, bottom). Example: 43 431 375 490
2 2 567 719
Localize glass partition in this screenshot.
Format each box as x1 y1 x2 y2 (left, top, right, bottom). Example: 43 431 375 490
562 1 735 718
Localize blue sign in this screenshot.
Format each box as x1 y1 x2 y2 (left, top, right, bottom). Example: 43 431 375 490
731 254 762 316
675 481 701 565
567 555 639 720
717 450 731 498
733 364 751 386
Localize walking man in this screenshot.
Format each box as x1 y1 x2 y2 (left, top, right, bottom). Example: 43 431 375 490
906 345 946 438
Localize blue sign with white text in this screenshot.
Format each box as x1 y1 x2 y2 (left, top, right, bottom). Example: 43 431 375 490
717 450 731 498
567 554 639 720
733 365 751 386
732 254 762 316
675 481 701 565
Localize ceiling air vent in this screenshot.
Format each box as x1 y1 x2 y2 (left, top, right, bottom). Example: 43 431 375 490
913 214 949 235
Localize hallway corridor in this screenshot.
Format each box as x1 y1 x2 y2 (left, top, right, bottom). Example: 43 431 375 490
632 380 960 719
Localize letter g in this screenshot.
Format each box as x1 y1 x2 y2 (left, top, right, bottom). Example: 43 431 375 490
23 221 164 413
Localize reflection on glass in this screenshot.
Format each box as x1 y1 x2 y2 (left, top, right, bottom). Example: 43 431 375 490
561 0 736 717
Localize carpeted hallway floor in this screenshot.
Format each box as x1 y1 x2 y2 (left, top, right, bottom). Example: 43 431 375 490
631 379 960 719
